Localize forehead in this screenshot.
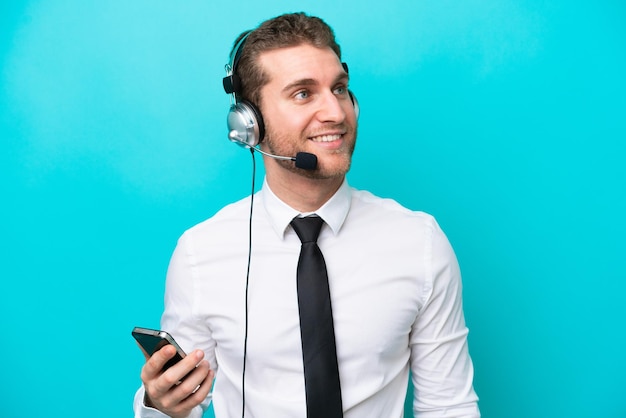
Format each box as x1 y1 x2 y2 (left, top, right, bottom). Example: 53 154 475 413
258 44 346 88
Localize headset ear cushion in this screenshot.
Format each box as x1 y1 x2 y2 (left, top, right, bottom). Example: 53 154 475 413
349 90 360 120
244 100 265 142
226 100 266 147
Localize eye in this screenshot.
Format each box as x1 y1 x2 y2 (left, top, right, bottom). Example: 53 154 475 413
294 90 310 100
333 85 348 95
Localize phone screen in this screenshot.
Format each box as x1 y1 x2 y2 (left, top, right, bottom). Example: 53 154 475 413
132 327 186 371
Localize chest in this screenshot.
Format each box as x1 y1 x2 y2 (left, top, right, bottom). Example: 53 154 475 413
195 235 425 372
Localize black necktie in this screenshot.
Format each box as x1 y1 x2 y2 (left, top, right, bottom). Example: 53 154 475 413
291 216 343 418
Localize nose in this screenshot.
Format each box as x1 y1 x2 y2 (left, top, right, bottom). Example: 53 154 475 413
316 91 347 123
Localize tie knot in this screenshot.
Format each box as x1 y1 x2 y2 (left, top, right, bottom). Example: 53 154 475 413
291 216 324 244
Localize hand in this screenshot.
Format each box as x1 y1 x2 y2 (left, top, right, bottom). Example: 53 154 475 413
140 345 214 418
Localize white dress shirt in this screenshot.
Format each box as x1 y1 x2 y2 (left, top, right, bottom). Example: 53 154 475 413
134 179 480 418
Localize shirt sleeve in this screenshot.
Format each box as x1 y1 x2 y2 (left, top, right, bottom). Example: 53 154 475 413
133 386 206 418
132 231 215 417
409 218 480 417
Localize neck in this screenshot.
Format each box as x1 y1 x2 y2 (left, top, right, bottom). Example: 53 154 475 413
265 168 344 213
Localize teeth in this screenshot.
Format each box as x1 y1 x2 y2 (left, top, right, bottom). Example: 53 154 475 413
311 134 342 142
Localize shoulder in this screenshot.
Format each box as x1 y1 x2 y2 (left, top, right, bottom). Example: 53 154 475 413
347 187 454 253
180 194 253 244
350 188 438 228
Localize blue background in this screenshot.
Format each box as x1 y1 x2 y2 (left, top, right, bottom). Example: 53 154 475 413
2 1 625 417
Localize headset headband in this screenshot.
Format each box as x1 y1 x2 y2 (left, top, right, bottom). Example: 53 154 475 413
223 31 252 95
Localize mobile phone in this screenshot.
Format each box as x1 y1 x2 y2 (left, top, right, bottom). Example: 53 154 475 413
132 327 186 371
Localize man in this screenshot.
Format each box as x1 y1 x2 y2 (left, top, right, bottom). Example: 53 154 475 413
134 12 480 418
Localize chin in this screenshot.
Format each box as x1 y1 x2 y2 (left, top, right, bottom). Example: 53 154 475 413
308 157 352 179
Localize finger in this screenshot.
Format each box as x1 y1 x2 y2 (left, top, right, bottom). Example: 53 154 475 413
163 349 205 384
154 361 214 414
175 363 215 409
151 349 203 396
177 359 212 395
142 344 177 379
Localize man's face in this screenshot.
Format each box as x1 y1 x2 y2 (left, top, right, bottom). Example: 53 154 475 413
257 44 358 180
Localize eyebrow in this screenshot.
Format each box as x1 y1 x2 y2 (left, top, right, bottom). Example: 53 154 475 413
281 73 349 95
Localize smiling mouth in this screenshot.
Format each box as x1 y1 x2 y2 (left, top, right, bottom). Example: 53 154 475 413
310 133 343 143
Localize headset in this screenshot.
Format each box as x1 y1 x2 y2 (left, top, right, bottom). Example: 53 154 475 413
222 31 359 149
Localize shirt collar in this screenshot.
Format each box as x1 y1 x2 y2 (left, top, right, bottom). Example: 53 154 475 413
261 178 352 239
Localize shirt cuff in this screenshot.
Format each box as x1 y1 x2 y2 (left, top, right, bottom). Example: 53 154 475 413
133 386 205 418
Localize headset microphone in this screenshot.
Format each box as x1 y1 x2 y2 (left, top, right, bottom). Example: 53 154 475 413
228 130 318 170
292 152 317 170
